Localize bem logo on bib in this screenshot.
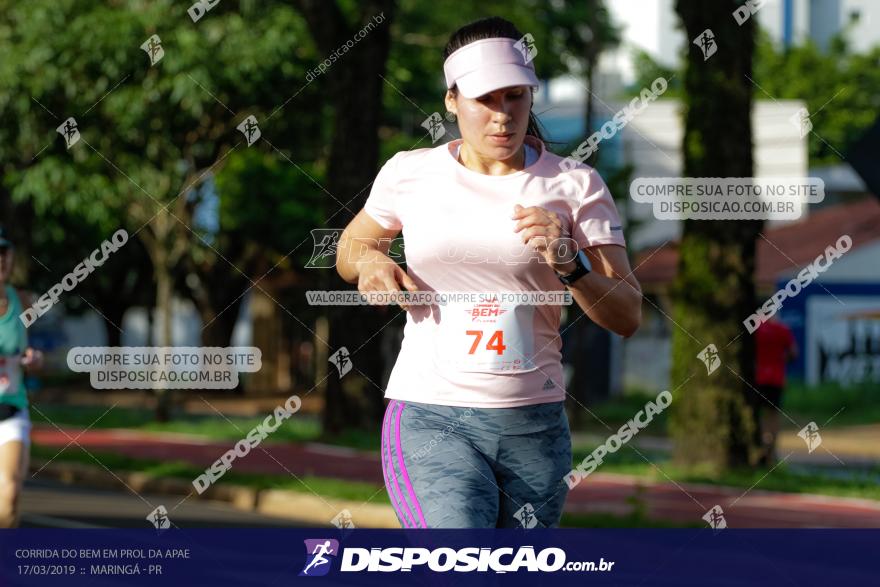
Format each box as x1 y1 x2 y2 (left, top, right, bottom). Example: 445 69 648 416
469 299 508 319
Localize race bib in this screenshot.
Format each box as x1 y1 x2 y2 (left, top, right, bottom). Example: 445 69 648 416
0 354 22 397
433 297 538 374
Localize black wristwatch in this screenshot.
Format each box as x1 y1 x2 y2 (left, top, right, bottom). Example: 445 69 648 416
556 249 591 285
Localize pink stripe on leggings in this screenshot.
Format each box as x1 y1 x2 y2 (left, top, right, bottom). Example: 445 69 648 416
394 402 428 528
383 400 415 528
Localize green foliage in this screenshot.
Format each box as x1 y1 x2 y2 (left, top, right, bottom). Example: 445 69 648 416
630 49 682 97
630 28 880 167
1 0 322 268
214 150 325 265
753 30 880 165
4 0 626 277
0 1 338 347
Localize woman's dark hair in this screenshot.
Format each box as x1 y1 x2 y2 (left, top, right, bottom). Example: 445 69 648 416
444 16 548 143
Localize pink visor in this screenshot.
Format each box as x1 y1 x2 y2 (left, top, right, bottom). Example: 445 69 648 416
443 37 539 99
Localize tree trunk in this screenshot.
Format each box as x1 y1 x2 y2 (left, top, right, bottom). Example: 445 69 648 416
156 264 173 348
200 303 240 348
669 0 763 472
583 36 597 166
138 204 195 422
293 0 396 436
249 288 281 395
102 302 127 347
153 259 173 422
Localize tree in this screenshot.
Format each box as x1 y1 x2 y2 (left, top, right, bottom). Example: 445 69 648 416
539 0 620 158
2 0 322 418
753 29 880 166
15 201 153 347
288 0 397 435
668 0 763 471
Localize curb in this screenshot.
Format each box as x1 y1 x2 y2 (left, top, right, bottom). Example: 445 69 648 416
31 459 401 528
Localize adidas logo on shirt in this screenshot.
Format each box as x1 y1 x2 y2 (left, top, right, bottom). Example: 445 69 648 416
542 377 555 391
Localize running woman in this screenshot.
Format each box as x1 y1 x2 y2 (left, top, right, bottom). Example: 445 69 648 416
0 227 43 527
337 17 641 528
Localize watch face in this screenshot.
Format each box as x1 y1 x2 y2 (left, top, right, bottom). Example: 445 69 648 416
557 250 591 285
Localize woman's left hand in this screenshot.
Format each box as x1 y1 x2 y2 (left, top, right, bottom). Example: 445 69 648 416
511 204 575 272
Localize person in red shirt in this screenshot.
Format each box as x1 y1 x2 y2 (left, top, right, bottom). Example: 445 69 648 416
753 318 798 465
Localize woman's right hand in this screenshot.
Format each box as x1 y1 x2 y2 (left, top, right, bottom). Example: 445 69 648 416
356 249 419 311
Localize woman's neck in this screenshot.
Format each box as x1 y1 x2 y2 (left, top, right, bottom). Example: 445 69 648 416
458 142 525 176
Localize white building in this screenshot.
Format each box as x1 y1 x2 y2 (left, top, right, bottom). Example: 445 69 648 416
603 0 879 88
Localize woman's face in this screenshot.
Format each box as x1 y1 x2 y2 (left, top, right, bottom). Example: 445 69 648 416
445 85 532 162
0 248 13 284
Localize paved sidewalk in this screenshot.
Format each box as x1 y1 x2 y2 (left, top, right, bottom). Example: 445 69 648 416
31 425 880 528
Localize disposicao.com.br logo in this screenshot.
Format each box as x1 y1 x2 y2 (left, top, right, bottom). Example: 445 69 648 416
298 539 614 575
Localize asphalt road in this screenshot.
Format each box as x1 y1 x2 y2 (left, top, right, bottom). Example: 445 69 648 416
19 479 315 529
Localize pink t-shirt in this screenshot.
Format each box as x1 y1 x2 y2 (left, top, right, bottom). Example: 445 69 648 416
363 135 626 408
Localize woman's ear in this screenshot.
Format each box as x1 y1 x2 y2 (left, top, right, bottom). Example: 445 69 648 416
444 89 457 117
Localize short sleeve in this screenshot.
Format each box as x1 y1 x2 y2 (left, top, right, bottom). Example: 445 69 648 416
363 152 403 231
572 169 626 249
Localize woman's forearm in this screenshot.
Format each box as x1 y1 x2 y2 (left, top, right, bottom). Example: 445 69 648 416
336 233 383 285
566 271 642 338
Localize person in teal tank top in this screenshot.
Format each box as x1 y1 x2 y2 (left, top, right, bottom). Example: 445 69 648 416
0 282 28 410
0 226 43 528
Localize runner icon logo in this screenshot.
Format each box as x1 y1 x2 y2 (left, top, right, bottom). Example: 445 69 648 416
703 505 727 531
305 229 342 269
693 29 717 61
237 115 261 147
797 422 822 453
300 539 339 577
329 347 352 378
140 34 164 66
697 344 721 375
331 509 355 530
514 33 538 64
147 505 171 530
421 112 447 143
56 117 80 149
513 503 539 529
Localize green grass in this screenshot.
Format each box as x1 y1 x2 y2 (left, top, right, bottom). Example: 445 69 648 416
567 391 671 434
574 381 880 436
30 404 381 451
560 512 697 528
570 443 880 501
782 381 880 427
30 444 387 503
674 464 880 500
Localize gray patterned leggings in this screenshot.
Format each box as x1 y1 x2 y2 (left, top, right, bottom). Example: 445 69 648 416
381 399 572 528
